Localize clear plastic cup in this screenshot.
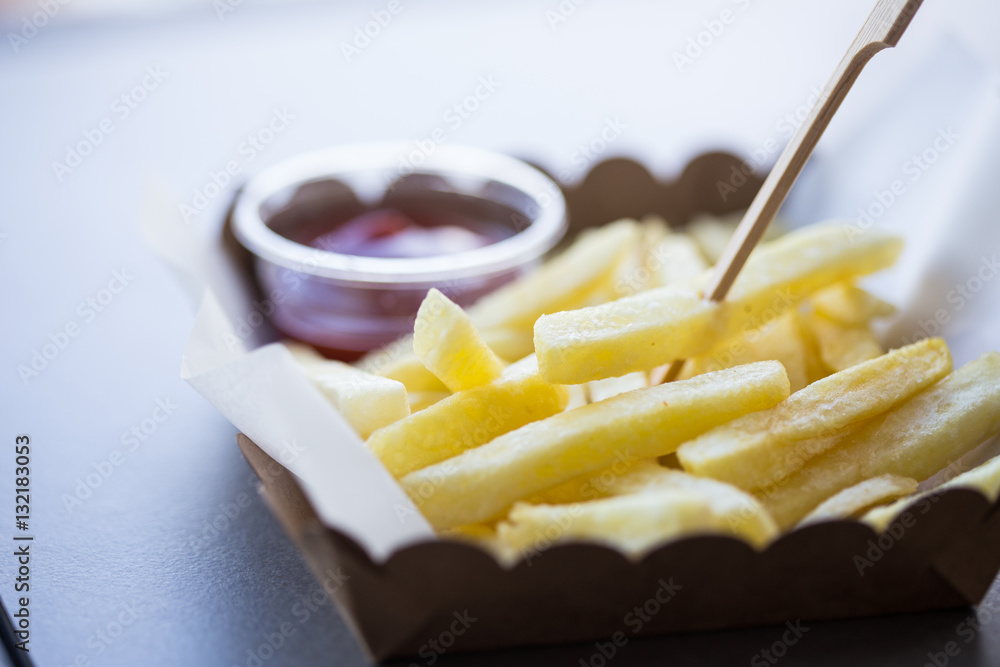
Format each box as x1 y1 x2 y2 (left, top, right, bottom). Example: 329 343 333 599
232 142 567 360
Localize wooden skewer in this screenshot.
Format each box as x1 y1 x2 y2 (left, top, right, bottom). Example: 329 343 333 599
656 0 923 385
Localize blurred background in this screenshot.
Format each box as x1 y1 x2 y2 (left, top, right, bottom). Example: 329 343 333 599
3 1 1000 666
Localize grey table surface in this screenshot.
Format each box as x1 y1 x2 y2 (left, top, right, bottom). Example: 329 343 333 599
3 1 1000 665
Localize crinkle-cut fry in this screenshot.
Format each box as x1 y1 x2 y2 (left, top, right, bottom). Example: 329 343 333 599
677 338 952 493
282 341 410 439
806 312 884 372
401 361 789 531
862 454 1000 532
367 355 568 478
535 224 902 384
467 219 642 331
797 474 918 526
679 311 811 392
497 475 778 559
808 282 896 326
758 352 1000 529
413 288 506 392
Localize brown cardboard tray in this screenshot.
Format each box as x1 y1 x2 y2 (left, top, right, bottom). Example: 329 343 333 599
229 152 1000 662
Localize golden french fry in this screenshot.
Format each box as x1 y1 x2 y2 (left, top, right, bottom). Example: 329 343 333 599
497 472 777 558
648 233 709 289
468 219 642 331
759 352 1000 529
413 288 506 392
356 337 448 392
809 282 896 326
481 327 535 362
677 338 952 492
407 391 450 413
530 458 662 505
797 474 917 526
685 212 785 264
680 311 811 392
401 360 790 530
284 342 410 438
535 225 902 384
367 355 568 478
863 454 1000 532
806 312 884 372
586 372 648 403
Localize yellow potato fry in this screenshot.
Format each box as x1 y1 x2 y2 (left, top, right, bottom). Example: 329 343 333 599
284 342 410 438
807 312 884 372
587 372 648 403
680 312 811 392
407 391 450 413
685 212 784 264
759 352 1000 529
809 282 896 326
481 327 535 362
563 384 589 412
798 474 918 526
677 338 952 492
357 337 448 392
413 288 506 392
497 475 777 558
535 225 902 384
531 458 662 505
648 233 709 289
468 219 642 331
863 454 1000 532
401 361 790 530
367 355 568 478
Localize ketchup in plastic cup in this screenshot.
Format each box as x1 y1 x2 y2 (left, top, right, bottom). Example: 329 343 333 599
232 144 567 361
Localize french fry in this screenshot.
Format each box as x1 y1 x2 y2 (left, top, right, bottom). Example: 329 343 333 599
680 312 811 392
586 372 648 403
806 312 884 372
758 352 1000 529
676 338 952 492
401 361 790 530
367 355 568 478
468 219 642 331
413 288 506 392
356 337 448 392
797 474 917 526
530 458 663 505
481 327 535 362
497 472 777 557
863 454 1000 532
283 342 411 438
686 212 784 264
808 282 896 326
648 233 709 289
407 391 450 413
535 225 902 384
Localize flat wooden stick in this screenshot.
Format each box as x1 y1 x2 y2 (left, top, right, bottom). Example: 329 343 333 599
657 0 923 384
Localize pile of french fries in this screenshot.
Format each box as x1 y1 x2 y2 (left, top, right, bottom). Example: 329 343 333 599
287 215 1000 563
